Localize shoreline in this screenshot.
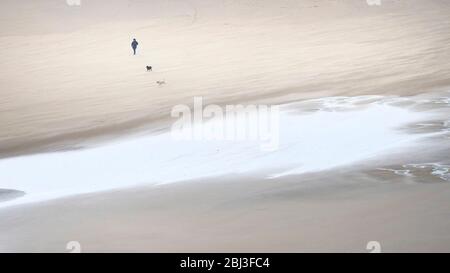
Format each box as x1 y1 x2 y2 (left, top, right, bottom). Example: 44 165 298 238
0 189 25 203
1 91 449 208
1 165 449 252
3 86 449 160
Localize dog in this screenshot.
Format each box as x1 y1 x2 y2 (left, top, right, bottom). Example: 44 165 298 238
156 80 166 86
146 66 152 71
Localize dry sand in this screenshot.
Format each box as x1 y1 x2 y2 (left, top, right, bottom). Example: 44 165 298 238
1 0 450 252
1 0 450 157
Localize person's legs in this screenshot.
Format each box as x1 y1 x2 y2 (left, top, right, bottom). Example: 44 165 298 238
133 48 136 55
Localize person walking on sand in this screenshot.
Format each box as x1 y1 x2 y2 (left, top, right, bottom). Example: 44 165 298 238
131 38 139 55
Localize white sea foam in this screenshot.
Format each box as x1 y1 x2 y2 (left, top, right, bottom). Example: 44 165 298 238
0 96 442 208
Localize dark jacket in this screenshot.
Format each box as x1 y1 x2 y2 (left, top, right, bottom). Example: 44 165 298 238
132 40 139 49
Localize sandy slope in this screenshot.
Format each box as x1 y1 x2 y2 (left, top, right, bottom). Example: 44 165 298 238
1 0 450 157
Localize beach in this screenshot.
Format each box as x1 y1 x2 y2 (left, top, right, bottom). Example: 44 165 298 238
0 0 450 252
1 163 450 252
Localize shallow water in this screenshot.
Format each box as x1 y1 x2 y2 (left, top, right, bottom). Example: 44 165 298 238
0 93 448 208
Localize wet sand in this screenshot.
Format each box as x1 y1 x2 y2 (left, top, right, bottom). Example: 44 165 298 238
1 123 449 252
3 92 449 207
1 166 449 253
0 189 25 203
